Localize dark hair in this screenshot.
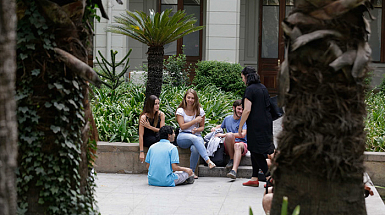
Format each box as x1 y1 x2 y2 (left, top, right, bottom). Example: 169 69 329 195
242 66 260 86
159 125 174 140
177 88 201 116
140 95 159 126
233 99 242 107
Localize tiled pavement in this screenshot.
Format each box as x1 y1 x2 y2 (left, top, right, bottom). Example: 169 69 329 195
95 173 385 215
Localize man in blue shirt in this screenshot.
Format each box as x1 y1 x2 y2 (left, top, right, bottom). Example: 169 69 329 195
145 125 194 186
211 100 247 180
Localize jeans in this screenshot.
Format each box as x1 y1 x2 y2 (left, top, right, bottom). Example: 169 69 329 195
177 132 209 172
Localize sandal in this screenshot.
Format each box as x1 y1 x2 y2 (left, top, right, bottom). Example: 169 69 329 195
193 173 198 179
208 160 216 169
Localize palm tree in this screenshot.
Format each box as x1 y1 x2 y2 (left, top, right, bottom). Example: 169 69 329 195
0 0 17 214
107 9 204 98
271 0 373 214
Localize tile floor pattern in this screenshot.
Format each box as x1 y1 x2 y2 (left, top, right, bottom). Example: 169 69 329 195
95 173 385 215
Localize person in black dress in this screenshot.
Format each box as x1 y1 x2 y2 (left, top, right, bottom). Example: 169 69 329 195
139 95 165 163
238 66 275 187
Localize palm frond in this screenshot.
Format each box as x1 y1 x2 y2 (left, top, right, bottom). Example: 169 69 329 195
107 8 204 47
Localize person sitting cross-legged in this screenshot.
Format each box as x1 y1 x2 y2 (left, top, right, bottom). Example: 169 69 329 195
211 99 247 180
145 125 194 187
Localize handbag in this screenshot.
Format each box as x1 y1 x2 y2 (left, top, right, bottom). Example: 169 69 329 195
269 96 284 121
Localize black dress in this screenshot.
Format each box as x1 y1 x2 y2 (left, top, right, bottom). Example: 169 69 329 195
243 83 275 155
142 115 161 147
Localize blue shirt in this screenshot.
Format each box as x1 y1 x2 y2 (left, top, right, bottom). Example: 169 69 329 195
221 115 247 143
145 139 179 187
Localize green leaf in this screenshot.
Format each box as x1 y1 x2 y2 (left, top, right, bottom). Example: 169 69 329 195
31 69 40 76
38 198 44 204
50 125 61 133
53 83 63 90
19 53 28 60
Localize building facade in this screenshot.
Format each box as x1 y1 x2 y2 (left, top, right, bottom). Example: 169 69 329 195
94 0 385 93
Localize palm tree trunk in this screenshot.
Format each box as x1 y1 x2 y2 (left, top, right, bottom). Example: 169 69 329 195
146 46 164 99
0 0 18 214
271 1 371 214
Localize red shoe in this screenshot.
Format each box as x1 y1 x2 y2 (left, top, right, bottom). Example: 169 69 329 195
243 180 259 187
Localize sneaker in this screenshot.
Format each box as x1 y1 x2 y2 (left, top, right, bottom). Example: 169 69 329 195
227 170 237 179
242 180 259 187
184 175 195 184
226 159 233 169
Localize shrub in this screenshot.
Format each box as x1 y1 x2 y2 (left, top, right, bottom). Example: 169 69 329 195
91 83 239 143
365 90 385 152
193 61 245 96
163 50 191 86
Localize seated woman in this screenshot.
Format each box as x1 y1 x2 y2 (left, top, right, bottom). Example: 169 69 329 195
139 95 165 163
176 89 216 179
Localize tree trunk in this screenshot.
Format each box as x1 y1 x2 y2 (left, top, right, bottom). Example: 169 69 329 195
0 0 18 214
271 1 371 214
146 46 164 99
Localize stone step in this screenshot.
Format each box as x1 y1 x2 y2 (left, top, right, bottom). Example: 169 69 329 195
198 165 252 178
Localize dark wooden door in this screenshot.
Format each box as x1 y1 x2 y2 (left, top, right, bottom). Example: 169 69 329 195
258 0 293 95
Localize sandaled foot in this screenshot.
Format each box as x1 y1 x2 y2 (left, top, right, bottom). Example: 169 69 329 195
208 160 216 169
193 173 198 179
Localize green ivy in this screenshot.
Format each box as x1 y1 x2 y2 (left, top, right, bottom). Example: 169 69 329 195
16 1 98 214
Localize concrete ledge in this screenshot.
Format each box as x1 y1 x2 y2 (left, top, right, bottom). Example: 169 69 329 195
364 152 385 196
95 141 192 174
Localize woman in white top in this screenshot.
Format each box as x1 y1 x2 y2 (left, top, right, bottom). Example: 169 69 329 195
176 89 216 178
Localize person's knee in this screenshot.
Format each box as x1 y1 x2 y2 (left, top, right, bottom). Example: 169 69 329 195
225 133 235 140
234 142 242 151
262 193 273 214
190 145 197 153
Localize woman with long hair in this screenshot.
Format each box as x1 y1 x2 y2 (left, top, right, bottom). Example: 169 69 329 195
139 95 165 163
176 89 216 178
238 66 275 186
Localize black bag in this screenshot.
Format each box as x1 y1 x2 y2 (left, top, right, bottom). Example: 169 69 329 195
207 143 226 167
269 96 284 121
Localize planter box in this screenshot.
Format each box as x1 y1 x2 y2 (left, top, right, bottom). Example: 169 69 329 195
364 151 385 196
95 142 192 174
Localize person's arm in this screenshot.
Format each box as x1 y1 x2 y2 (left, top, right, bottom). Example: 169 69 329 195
176 115 202 130
140 115 161 132
192 115 205 134
139 115 146 162
238 98 251 137
146 162 149 170
159 111 165 128
211 124 222 132
171 163 193 176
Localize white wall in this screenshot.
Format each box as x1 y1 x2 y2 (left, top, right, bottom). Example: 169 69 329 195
93 0 129 64
205 0 241 63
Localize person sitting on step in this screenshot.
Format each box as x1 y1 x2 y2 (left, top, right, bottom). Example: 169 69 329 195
145 125 194 187
211 99 247 180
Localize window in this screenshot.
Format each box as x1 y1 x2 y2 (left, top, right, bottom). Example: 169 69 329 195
159 0 203 61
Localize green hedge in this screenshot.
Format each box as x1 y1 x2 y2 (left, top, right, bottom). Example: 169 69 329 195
193 61 245 96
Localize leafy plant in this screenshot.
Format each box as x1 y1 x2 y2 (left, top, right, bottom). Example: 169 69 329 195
163 46 191 86
365 90 385 152
91 83 239 143
193 60 245 96
95 49 132 90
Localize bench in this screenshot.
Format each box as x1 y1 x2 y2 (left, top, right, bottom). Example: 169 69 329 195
95 142 192 174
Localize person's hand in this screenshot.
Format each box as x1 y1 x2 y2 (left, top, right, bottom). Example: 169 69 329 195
195 116 202 123
215 133 225 138
140 118 150 129
139 152 145 163
211 127 216 133
192 127 198 134
185 168 193 176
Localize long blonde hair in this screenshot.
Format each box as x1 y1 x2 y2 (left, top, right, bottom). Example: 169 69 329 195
140 95 159 126
177 89 201 116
